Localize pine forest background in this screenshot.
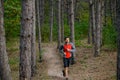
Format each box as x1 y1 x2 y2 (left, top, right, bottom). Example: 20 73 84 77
4 0 117 48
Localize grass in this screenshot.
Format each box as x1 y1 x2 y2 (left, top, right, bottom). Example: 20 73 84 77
75 39 92 48
102 25 117 49
70 46 117 80
9 57 19 65
5 23 117 79
5 37 117 80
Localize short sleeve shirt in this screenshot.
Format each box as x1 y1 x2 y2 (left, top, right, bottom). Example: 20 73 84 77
63 43 72 58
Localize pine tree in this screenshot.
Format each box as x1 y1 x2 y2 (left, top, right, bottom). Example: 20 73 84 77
19 0 34 79
0 0 12 79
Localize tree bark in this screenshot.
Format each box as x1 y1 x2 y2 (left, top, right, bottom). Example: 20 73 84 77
117 32 120 80
94 0 101 56
89 0 96 45
31 0 36 77
74 0 80 21
112 0 116 26
109 0 113 25
104 0 107 27
61 0 64 43
20 0 33 79
0 0 12 80
91 0 96 44
116 0 120 79
36 0 42 62
49 0 54 42
57 0 61 48
69 0 75 44
88 0 95 44
88 0 92 44
39 0 45 41
40 0 44 27
100 0 104 46
66 0 70 25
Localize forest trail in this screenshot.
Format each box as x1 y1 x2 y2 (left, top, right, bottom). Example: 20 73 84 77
32 42 116 80
42 43 116 80
42 43 65 80
9 42 116 80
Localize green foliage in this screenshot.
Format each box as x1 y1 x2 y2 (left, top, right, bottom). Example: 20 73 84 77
4 0 117 49
64 23 70 37
75 21 89 40
103 25 117 49
41 24 50 42
6 38 19 71
52 23 57 41
9 57 19 65
4 0 21 39
75 40 82 47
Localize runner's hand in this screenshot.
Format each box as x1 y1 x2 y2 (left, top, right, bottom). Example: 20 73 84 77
64 52 66 55
67 49 71 52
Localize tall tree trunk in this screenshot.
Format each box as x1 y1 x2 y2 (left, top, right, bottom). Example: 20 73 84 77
112 0 116 26
74 0 80 21
66 0 70 25
104 0 107 27
49 0 54 42
0 1 12 80
20 0 33 79
116 0 120 79
57 0 61 48
109 0 113 25
88 0 92 44
36 0 42 62
89 0 96 45
74 0 77 19
31 0 36 77
100 0 104 46
39 0 45 41
40 0 44 27
91 0 96 44
117 31 120 80
61 0 64 43
94 0 101 56
69 0 75 44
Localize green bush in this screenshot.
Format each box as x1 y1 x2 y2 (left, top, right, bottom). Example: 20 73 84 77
4 0 21 39
103 25 117 49
75 21 89 40
4 0 117 49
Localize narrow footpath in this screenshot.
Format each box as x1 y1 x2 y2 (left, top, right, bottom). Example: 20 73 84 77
43 44 65 80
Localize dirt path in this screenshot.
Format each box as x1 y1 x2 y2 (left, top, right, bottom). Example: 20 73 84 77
10 40 116 80
43 44 65 80
38 43 116 80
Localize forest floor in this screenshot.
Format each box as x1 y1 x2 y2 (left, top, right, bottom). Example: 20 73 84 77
8 39 117 80
32 40 116 80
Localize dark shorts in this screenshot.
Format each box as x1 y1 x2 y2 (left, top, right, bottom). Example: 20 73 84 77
63 57 71 68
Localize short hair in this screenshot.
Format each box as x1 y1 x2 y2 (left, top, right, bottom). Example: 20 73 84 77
64 37 69 40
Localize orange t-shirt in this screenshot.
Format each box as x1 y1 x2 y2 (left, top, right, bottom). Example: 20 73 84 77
63 44 72 58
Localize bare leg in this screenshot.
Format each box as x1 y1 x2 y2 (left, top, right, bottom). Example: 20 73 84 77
64 67 69 78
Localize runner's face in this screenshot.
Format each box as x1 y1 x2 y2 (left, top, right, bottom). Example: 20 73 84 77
65 38 70 43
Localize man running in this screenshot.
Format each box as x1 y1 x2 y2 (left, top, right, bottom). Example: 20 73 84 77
59 37 75 80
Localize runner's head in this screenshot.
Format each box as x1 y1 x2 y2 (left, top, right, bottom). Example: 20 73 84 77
64 37 70 43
